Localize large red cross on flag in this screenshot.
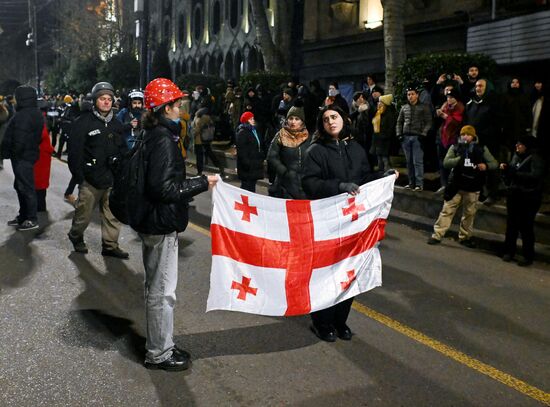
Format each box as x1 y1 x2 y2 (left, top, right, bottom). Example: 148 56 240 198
207 175 395 316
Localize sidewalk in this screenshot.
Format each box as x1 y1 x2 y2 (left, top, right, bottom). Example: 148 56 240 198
188 144 550 263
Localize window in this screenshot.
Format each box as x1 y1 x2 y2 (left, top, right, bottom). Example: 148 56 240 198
194 7 202 41
178 13 185 43
229 0 238 29
212 1 221 35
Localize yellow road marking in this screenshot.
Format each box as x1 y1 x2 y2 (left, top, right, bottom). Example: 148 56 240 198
352 302 550 405
188 221 550 405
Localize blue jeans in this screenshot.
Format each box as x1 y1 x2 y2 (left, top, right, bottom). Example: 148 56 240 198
401 135 424 187
139 232 179 364
12 159 37 222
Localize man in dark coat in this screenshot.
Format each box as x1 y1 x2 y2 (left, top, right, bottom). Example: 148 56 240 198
1 85 44 230
67 81 129 258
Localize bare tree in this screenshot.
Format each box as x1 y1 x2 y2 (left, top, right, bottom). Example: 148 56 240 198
381 0 406 95
249 0 290 72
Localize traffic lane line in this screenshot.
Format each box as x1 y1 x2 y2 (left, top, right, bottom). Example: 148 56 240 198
188 221 550 406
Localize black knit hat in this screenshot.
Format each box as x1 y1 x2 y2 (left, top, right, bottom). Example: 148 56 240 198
517 135 537 150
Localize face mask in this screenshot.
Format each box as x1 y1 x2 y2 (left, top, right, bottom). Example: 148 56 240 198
459 136 469 144
328 89 339 97
192 91 200 100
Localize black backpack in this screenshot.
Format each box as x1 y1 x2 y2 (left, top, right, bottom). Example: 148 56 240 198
109 136 149 226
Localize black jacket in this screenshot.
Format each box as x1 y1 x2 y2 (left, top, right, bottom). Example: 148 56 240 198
68 109 127 188
503 151 545 195
464 94 500 152
132 117 208 235
1 86 43 163
302 135 380 199
236 123 264 181
267 131 312 199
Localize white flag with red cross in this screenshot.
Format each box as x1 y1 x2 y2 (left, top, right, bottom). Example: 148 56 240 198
206 175 395 316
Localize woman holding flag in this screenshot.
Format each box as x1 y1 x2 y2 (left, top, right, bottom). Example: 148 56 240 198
302 105 397 342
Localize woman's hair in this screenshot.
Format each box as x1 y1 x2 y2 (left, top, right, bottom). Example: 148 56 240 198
142 100 179 130
314 105 352 142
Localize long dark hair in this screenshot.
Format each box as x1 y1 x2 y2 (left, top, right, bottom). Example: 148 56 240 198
141 100 179 130
314 105 352 142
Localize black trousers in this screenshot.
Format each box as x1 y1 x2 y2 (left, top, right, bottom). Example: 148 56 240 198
12 159 38 222
504 192 542 261
310 297 354 329
240 180 257 193
36 189 47 212
195 143 222 174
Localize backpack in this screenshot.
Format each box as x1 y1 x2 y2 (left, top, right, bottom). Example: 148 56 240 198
109 138 149 226
200 123 215 142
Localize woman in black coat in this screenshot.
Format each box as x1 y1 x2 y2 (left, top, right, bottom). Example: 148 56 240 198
500 136 545 266
267 105 311 199
302 105 396 342
236 111 264 192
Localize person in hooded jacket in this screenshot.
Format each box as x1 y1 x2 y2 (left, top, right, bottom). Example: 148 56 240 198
302 105 398 342
236 111 264 192
267 105 311 199
1 85 44 230
192 104 225 177
67 81 129 258
500 136 545 266
427 125 498 248
134 78 217 371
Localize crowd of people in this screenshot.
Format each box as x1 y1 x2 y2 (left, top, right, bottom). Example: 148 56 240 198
0 66 548 370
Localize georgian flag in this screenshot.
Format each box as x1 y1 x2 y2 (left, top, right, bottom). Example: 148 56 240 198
206 175 395 316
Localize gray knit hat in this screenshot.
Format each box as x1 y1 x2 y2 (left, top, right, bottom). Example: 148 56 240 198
286 105 305 122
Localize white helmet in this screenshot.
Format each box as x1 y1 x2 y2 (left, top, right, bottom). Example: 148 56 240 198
128 89 144 100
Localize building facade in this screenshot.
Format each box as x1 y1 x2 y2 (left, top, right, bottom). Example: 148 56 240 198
143 0 550 87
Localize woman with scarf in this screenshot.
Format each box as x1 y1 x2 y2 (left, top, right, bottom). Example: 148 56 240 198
370 94 397 172
435 89 464 191
500 136 545 267
236 111 264 192
267 105 311 199
302 105 397 342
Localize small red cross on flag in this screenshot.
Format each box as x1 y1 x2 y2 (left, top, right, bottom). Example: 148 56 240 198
231 276 258 300
342 197 366 221
340 270 356 291
234 195 258 222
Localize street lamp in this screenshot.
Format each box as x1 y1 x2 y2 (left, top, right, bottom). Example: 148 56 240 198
26 0 40 94
135 0 149 88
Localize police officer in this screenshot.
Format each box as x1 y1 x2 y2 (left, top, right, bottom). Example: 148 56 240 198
67 82 129 258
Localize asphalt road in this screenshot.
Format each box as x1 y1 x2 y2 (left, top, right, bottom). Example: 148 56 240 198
0 159 548 407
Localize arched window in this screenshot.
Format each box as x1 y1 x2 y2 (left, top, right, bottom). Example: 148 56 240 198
212 1 221 35
194 7 203 41
178 13 185 44
163 20 170 43
229 0 238 29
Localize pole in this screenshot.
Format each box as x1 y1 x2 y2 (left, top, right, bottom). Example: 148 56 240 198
33 4 40 94
139 0 150 89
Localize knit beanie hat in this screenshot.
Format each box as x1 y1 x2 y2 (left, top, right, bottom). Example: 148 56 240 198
379 94 393 106
240 111 254 124
286 105 305 122
460 125 477 137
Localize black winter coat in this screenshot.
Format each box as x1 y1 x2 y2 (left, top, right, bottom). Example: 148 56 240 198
1 87 43 163
302 136 380 199
503 151 545 195
267 132 312 199
464 95 500 152
371 105 397 156
68 110 127 189
236 124 264 181
132 117 209 235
